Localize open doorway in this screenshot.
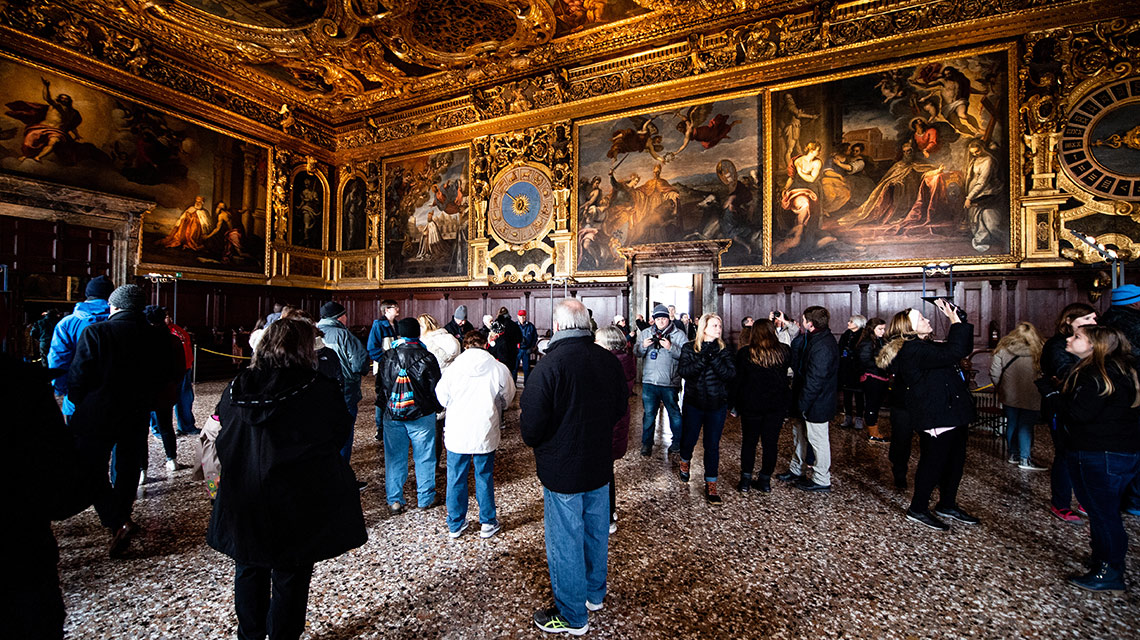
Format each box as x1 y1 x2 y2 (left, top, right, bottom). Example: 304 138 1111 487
644 272 702 330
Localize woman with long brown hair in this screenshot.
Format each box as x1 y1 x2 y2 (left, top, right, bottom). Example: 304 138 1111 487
732 319 791 493
678 313 736 504
855 317 889 443
1059 324 1140 593
1039 302 1097 522
990 322 1045 470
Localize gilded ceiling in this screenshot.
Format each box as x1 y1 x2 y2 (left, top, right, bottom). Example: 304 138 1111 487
0 0 775 125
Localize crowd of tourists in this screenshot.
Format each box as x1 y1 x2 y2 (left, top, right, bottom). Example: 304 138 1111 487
11 278 1140 639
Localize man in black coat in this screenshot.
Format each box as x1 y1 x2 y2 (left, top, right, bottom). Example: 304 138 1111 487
490 306 523 379
68 284 183 557
443 304 476 343
779 305 839 492
521 299 628 636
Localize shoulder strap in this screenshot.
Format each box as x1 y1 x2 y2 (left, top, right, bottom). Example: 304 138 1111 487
996 354 1020 385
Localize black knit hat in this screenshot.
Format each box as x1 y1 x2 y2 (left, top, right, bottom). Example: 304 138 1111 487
85 275 114 300
144 304 167 325
396 317 420 338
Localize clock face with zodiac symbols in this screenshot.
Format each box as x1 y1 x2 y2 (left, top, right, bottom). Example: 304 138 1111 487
1060 77 1140 201
488 164 554 244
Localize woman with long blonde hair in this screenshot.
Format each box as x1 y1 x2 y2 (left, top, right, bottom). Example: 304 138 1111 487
990 322 1045 470
1059 324 1140 592
677 313 736 504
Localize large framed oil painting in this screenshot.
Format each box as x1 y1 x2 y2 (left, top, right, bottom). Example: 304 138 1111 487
340 173 368 251
575 94 761 274
0 57 269 279
382 146 470 282
768 45 1017 268
289 168 328 250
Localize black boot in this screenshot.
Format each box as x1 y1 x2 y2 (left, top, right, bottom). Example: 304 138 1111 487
737 473 752 493
1068 562 1126 593
751 474 771 493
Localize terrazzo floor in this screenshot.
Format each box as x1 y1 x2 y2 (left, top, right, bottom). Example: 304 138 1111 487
55 378 1140 639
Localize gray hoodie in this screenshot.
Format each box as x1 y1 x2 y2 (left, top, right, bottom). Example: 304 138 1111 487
633 323 687 387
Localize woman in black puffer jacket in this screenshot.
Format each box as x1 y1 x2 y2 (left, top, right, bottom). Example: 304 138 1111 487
678 313 736 504
878 299 976 532
856 318 890 443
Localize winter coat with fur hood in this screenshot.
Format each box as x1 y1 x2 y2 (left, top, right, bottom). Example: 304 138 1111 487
877 322 975 429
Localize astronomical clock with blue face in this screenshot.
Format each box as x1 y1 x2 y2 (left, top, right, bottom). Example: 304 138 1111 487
488 163 554 244
1060 77 1140 201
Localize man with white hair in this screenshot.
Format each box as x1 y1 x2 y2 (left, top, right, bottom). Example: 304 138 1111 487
521 299 629 636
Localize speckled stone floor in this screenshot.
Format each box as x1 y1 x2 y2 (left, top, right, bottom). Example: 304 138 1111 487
55 378 1140 639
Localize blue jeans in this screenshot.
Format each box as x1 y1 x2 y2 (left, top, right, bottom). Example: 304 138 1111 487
641 384 681 448
340 391 360 463
679 404 728 482
543 484 609 628
1067 450 1140 567
446 451 497 532
382 413 437 507
1003 406 1038 460
175 370 197 433
517 349 531 382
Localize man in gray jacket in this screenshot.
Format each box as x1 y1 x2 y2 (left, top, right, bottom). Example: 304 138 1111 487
318 301 369 465
633 304 687 456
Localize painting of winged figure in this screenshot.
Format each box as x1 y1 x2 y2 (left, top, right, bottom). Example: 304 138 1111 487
0 59 268 275
383 149 469 280
770 51 1011 265
576 96 761 271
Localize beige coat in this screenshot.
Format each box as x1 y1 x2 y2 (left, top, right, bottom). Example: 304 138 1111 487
990 343 1041 411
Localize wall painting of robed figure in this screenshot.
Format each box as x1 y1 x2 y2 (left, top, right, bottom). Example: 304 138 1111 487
0 57 269 278
575 95 762 273
382 147 470 281
769 46 1015 268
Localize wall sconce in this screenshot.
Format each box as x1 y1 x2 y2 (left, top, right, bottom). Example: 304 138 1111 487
1070 230 1124 289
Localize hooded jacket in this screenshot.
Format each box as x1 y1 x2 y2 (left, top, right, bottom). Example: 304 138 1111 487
436 348 515 454
316 317 369 402
421 328 461 371
206 366 366 567
877 322 974 429
375 339 443 421
990 341 1041 411
47 298 110 397
633 323 687 387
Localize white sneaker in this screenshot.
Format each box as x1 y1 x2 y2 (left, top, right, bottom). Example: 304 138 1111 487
165 459 177 472
448 521 469 539
585 599 604 612
608 521 617 535
479 522 501 538
1018 458 1047 471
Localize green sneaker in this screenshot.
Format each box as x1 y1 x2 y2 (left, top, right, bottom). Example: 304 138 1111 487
534 607 588 635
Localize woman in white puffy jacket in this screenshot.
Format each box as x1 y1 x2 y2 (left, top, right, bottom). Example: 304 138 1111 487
418 314 461 370
435 331 516 539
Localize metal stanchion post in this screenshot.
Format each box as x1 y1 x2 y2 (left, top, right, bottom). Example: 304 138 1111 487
193 345 198 386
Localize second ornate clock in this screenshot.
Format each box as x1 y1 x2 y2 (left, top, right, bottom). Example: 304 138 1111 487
488 163 554 245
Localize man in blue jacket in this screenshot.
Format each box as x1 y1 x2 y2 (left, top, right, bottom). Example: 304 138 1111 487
517 309 537 384
48 274 113 419
521 299 628 636
367 299 400 440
